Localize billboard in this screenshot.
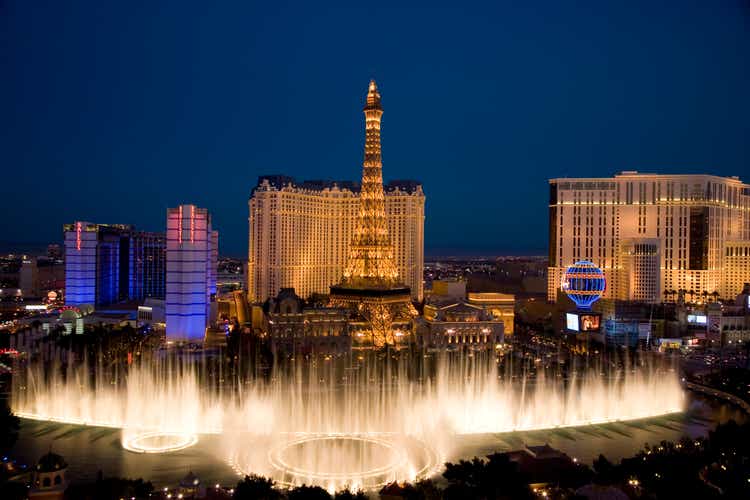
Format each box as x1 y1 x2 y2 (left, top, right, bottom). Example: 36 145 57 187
566 313 579 331
687 314 707 325
579 314 600 332
566 311 601 333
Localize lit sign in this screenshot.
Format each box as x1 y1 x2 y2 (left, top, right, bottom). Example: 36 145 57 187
687 314 707 325
76 222 82 250
566 312 601 332
566 313 579 331
25 305 48 311
178 205 183 244
579 314 600 331
190 205 195 244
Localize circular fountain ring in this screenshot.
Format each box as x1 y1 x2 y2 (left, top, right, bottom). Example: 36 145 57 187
122 431 198 454
269 434 405 485
262 433 441 491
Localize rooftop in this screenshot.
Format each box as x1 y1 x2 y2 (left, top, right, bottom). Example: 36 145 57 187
253 175 423 195
36 452 67 473
549 172 747 185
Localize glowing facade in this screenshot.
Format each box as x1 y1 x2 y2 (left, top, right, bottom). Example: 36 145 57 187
548 172 750 303
64 222 165 307
166 204 218 341
329 80 417 347
619 238 660 303
419 299 506 350
721 241 750 299
63 222 101 306
248 178 424 303
342 80 400 286
247 89 425 304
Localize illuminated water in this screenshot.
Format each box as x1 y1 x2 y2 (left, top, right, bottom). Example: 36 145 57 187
12 395 744 489
12 353 688 491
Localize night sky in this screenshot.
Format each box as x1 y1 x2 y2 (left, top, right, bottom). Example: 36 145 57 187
2 1 749 257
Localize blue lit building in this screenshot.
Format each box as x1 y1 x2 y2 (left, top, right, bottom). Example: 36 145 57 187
129 231 166 301
165 204 218 342
64 223 166 308
64 222 98 305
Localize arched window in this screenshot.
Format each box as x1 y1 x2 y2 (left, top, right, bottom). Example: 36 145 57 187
43 477 51 487
54 475 62 485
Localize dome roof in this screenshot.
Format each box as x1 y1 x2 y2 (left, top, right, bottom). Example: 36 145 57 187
179 471 200 487
36 452 67 473
59 309 81 320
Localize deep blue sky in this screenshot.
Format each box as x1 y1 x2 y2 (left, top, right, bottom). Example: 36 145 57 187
2 1 749 257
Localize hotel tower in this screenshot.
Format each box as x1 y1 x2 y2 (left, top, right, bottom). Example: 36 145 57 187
64 222 165 308
247 84 425 304
166 204 218 341
548 172 750 303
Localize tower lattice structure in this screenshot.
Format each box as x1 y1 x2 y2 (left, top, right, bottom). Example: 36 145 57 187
343 80 400 285
331 80 416 347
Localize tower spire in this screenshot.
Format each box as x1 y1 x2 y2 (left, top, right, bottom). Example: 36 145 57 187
343 80 399 285
365 79 381 110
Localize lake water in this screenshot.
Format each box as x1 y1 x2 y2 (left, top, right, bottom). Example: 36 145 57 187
11 392 745 489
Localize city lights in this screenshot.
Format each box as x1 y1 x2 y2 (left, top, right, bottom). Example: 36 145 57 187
4 19 748 495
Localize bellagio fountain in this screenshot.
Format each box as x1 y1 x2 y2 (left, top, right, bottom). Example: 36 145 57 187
12 347 684 493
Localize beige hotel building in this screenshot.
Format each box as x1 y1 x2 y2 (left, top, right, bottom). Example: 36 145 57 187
548 172 750 303
248 176 425 303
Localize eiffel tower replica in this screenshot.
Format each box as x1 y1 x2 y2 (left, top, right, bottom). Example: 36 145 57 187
330 80 417 347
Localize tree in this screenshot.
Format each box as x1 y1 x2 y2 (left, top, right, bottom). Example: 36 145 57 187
592 454 617 484
334 489 368 500
288 484 332 500
64 476 154 499
0 480 26 500
401 479 443 500
232 474 281 500
0 400 20 452
442 454 533 500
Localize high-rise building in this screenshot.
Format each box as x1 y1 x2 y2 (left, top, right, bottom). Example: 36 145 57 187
722 241 750 299
548 172 750 303
129 231 167 301
247 110 425 303
329 80 417 347
166 204 218 341
618 238 660 303
64 223 165 307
